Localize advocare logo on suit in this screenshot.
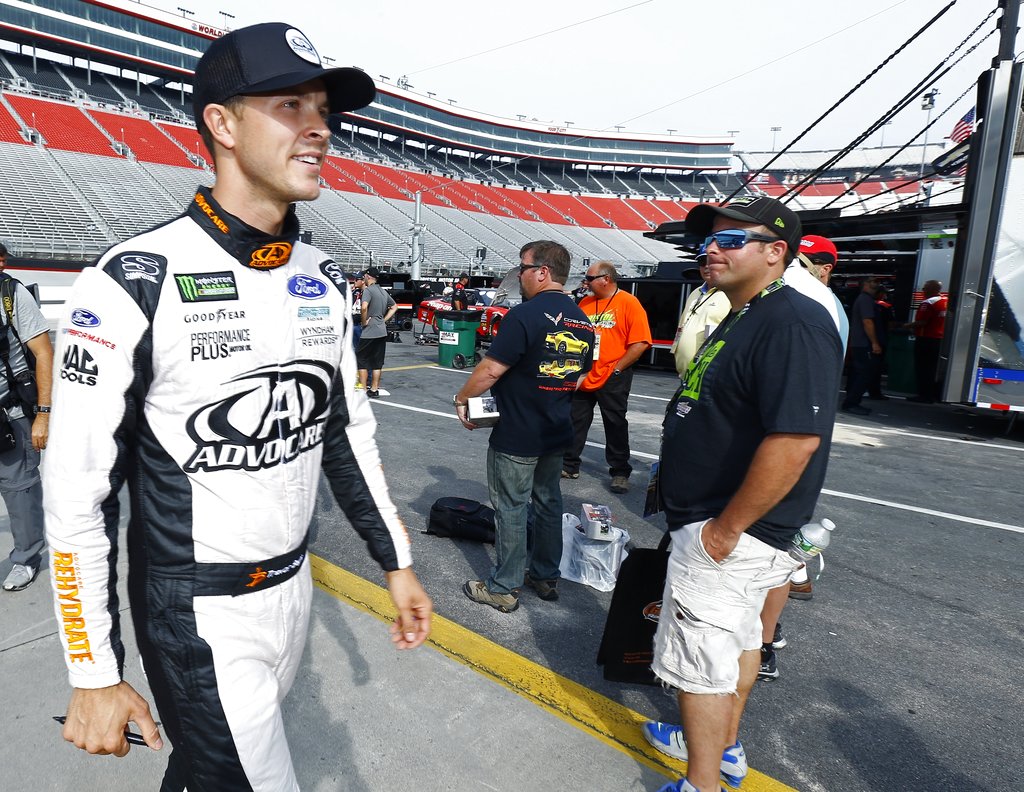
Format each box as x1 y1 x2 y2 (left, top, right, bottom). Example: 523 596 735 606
249 242 292 269
184 360 334 473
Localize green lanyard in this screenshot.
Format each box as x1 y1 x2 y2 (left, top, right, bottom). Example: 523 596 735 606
673 278 786 407
691 278 784 360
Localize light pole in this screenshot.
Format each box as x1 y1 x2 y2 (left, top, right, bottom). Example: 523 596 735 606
770 126 782 151
919 88 939 177
176 7 194 19
879 119 893 147
667 128 676 136
218 10 234 29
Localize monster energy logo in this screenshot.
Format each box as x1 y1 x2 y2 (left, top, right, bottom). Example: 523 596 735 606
175 271 238 303
680 340 725 402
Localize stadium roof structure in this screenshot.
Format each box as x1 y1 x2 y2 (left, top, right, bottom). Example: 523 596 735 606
736 144 952 174
0 0 734 172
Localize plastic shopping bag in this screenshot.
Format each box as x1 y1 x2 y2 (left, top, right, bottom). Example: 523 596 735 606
558 513 630 592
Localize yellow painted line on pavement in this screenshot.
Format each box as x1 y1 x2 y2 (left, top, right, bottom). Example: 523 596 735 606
381 363 440 372
310 554 795 791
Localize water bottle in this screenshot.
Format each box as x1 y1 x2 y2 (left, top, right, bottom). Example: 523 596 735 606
788 519 835 563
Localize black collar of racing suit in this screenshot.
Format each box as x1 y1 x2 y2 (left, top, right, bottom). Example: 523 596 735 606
187 185 300 271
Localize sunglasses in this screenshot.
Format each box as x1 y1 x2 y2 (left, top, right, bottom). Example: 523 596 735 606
583 273 607 282
704 229 781 250
518 263 544 274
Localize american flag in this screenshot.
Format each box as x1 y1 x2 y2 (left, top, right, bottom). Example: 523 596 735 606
950 107 976 144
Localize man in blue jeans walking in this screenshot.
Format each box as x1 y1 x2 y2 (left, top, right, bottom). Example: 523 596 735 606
454 241 594 612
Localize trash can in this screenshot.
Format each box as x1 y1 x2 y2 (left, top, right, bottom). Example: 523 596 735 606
886 332 916 395
437 309 482 368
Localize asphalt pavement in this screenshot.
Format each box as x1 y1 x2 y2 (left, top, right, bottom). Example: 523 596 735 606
2 335 1022 791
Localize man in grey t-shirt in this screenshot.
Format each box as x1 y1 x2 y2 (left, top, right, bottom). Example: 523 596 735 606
356 267 397 398
0 243 54 592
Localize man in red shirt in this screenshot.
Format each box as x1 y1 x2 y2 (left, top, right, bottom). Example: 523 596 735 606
908 279 947 403
562 260 652 493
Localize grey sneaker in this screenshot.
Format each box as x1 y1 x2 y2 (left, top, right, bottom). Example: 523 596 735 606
3 563 38 592
524 574 559 601
463 580 519 613
610 475 629 493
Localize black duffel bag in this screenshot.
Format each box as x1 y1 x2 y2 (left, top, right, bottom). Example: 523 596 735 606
426 497 496 544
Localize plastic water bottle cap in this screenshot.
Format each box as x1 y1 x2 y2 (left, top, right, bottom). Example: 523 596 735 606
821 518 836 531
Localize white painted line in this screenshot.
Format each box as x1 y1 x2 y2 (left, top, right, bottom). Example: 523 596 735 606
819 489 1024 534
373 402 1024 535
832 423 1024 453
586 440 658 461
630 393 671 402
428 366 472 374
372 400 456 420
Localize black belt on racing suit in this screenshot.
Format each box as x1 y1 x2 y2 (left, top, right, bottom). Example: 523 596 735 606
149 532 311 597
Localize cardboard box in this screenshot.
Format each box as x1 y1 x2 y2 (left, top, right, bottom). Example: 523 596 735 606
467 396 500 427
580 503 614 541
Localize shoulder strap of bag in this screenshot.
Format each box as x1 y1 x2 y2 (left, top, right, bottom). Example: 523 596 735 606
0 276 27 401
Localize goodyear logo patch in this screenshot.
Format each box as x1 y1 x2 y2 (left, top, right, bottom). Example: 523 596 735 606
176 271 239 303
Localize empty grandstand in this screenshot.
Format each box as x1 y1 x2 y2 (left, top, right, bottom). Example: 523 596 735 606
0 0 965 278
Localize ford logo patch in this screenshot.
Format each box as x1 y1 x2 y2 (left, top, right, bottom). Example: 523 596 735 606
71 309 101 327
287 275 328 300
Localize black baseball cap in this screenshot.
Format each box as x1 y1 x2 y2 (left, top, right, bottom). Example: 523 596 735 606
359 266 380 278
685 196 802 255
192 22 376 131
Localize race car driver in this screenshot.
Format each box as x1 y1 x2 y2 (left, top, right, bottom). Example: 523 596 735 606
44 22 432 791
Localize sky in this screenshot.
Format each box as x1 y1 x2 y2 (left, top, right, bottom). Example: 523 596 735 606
156 0 999 154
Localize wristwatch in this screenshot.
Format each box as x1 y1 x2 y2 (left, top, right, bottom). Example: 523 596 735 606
34 405 51 414
453 394 467 407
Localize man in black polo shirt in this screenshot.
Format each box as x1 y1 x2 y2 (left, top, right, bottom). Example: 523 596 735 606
453 241 594 612
642 197 842 792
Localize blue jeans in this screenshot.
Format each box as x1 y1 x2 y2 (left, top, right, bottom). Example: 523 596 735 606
486 447 564 595
1 417 44 568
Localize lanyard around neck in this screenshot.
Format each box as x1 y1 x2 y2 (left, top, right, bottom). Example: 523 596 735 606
693 278 785 357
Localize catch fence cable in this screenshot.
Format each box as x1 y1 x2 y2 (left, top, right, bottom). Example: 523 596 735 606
779 6 998 203
722 0 960 202
822 81 978 213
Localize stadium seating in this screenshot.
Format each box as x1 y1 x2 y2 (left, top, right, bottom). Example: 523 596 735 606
6 95 119 157
61 69 123 105
0 85 955 275
5 52 72 96
0 101 28 145
51 150 181 237
156 123 210 164
0 142 109 255
90 109 195 167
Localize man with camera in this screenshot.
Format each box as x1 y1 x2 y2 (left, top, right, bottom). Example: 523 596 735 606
0 242 54 592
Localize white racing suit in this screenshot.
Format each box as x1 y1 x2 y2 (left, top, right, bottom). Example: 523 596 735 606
44 187 412 791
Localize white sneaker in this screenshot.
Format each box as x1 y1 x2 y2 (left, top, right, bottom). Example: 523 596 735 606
3 563 39 592
642 721 748 789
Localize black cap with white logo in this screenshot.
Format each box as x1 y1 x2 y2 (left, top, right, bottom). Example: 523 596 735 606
684 196 802 255
192 22 375 131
